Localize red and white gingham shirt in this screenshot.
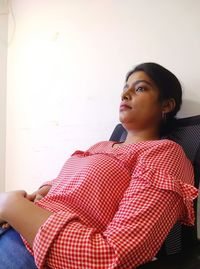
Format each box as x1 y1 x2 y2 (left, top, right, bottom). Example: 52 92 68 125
25 140 198 269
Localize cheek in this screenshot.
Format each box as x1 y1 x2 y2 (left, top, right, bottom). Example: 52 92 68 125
135 97 162 117
141 95 160 108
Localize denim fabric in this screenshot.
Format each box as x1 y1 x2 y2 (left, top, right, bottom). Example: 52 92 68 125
0 228 38 269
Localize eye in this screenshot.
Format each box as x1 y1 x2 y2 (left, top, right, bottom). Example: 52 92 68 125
135 86 145 93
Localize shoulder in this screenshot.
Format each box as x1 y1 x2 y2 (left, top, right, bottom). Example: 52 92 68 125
141 139 185 159
139 139 192 176
140 139 186 161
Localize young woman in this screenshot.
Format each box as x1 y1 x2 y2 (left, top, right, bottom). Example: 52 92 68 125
0 63 198 269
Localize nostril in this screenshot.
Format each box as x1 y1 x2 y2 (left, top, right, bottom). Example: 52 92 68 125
123 95 128 100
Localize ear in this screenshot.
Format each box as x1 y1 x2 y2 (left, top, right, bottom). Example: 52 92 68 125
162 98 176 114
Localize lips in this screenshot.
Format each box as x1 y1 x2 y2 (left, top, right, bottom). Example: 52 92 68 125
120 103 132 111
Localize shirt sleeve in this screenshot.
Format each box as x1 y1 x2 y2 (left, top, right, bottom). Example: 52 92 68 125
32 141 198 269
32 183 196 269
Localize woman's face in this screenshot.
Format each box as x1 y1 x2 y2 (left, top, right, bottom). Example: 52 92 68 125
119 71 163 131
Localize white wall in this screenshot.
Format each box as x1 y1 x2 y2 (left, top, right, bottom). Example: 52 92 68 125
6 0 200 192
0 6 8 191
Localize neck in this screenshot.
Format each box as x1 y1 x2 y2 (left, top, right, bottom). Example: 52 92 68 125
124 128 160 144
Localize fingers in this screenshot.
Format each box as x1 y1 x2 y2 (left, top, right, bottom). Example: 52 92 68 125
26 192 37 201
34 194 44 202
26 185 51 203
38 185 51 197
26 192 44 202
1 222 10 229
16 190 27 196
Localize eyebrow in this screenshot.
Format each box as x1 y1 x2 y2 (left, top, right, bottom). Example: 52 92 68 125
124 79 153 88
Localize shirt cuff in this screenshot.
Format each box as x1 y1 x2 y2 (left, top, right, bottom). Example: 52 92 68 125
33 211 78 269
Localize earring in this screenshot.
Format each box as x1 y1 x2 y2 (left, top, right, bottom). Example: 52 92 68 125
162 111 167 123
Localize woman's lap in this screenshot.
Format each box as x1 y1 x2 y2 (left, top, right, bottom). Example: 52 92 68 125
0 227 38 269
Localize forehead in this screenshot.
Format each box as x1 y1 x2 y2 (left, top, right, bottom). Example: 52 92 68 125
126 71 156 86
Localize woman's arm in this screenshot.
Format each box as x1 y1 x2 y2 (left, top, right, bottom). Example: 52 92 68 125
0 190 52 246
32 187 185 269
0 185 196 269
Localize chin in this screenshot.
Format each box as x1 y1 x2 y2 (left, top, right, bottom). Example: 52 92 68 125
119 116 138 130
119 116 134 124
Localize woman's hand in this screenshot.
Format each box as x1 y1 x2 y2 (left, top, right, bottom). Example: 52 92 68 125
0 190 27 221
0 190 52 246
0 186 51 228
0 191 27 229
26 185 51 202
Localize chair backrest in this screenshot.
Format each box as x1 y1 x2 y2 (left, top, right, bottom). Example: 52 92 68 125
110 115 200 257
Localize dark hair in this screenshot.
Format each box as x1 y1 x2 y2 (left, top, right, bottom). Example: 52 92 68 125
126 62 182 136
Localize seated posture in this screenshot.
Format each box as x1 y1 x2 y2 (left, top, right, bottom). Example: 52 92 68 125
0 63 198 269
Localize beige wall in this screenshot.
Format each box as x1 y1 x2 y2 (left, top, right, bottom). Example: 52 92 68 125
5 0 200 192
0 9 8 191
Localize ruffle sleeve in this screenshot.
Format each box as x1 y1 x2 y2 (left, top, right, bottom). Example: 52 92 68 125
133 164 198 226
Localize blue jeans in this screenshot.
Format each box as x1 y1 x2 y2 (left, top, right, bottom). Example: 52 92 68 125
0 227 38 269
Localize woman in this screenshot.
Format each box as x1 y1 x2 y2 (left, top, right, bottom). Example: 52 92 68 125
0 62 198 269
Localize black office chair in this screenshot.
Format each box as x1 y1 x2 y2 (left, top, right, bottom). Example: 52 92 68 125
110 115 200 269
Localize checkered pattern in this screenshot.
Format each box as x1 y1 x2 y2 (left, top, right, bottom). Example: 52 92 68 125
24 140 198 269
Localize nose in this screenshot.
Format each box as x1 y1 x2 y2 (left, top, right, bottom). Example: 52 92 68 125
121 87 132 101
